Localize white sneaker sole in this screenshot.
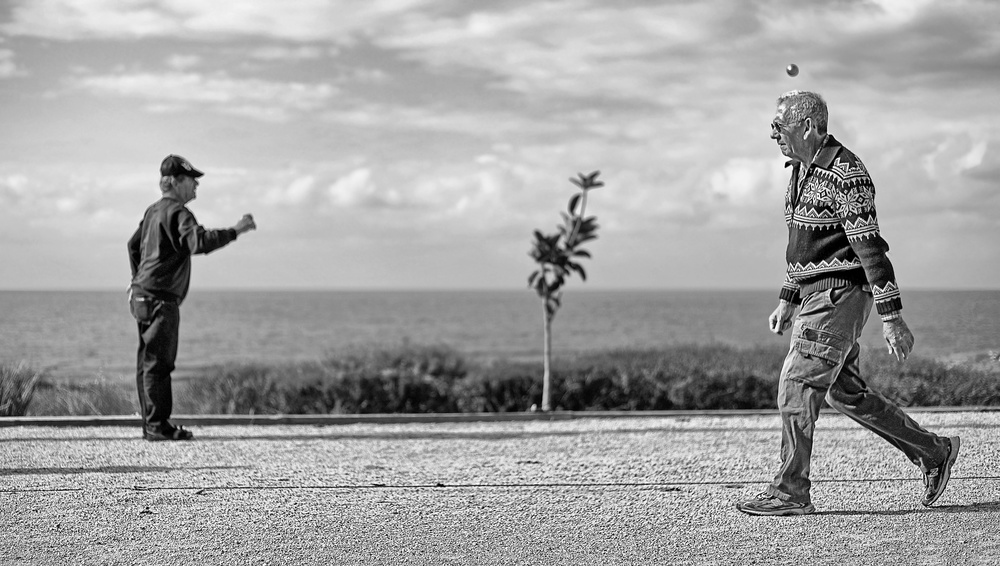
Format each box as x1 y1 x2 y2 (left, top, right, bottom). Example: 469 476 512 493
736 502 815 516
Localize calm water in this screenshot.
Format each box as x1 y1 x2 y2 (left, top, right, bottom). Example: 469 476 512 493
1 289 997 380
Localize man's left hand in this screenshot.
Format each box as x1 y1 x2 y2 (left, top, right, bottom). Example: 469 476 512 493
883 317 915 361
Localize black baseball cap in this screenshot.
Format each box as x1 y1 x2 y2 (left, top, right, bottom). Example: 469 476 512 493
160 154 204 178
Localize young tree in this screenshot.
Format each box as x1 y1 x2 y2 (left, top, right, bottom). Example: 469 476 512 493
527 171 603 412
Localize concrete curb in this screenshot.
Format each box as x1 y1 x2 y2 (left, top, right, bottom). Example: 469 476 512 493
1 405 998 427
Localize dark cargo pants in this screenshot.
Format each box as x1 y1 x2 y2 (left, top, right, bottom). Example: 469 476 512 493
765 284 950 503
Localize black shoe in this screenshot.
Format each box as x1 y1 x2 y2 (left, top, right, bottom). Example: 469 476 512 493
922 436 960 507
145 426 194 442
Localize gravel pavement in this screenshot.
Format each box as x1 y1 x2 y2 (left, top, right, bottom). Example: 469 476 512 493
2 410 998 565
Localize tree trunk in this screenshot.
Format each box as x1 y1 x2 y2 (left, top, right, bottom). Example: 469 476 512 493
541 300 552 412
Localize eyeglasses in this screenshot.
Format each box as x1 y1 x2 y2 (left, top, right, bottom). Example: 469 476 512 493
771 119 803 134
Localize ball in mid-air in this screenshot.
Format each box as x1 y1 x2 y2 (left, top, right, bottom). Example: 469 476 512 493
786 63 799 77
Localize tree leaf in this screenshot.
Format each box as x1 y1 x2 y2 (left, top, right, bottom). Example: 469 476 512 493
534 276 548 294
573 250 591 258
568 193 582 215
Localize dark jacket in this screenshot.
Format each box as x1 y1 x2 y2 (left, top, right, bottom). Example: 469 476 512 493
128 197 237 304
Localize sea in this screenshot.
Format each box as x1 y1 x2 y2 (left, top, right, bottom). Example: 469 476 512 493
1 289 998 382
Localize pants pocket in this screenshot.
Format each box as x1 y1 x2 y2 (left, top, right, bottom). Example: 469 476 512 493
829 285 866 307
130 296 156 323
787 325 847 387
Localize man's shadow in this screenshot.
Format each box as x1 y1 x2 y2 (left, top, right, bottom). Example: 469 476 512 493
0 465 244 476
817 501 1000 516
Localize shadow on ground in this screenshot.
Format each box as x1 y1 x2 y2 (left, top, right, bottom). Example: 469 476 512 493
0 465 246 476
816 501 1000 516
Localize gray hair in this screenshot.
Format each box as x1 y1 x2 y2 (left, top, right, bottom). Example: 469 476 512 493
777 90 828 134
159 175 181 193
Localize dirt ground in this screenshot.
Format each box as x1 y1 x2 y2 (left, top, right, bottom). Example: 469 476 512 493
2 411 998 565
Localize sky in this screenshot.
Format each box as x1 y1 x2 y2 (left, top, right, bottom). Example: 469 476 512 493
0 0 998 291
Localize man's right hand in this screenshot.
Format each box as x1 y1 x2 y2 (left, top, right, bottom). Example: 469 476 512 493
769 300 795 335
234 213 257 234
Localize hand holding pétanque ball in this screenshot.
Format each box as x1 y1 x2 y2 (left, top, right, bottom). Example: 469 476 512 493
235 213 256 234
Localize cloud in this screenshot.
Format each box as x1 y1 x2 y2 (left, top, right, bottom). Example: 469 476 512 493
0 174 30 204
369 0 1000 121
1 0 433 41
206 157 536 242
379 3 722 103
963 141 1000 183
321 102 565 138
765 1 1000 93
850 132 1000 225
707 158 784 228
165 54 201 70
67 71 337 121
264 175 317 206
0 166 154 244
9 2 998 121
247 45 329 61
326 168 382 208
0 49 19 77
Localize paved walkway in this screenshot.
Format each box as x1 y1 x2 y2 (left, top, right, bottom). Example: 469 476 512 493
2 410 998 565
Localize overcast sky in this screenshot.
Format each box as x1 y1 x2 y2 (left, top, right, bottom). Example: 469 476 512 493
1 0 997 291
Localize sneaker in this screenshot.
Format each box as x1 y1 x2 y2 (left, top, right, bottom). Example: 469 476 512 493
145 426 194 442
737 493 815 516
922 436 960 507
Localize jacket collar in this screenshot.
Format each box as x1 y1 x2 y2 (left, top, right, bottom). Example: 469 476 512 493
784 134 842 169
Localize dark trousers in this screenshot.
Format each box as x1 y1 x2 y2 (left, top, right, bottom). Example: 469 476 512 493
132 297 180 434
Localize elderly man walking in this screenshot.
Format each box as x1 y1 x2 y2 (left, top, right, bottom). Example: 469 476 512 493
128 154 256 441
737 91 960 516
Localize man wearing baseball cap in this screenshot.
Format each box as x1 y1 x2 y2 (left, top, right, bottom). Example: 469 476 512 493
127 154 257 441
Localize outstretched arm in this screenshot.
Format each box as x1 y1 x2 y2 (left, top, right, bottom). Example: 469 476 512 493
179 210 256 255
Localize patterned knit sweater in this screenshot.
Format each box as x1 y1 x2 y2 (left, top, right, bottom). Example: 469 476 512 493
779 134 903 320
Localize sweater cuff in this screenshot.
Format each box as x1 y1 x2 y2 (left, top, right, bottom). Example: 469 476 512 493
875 295 902 318
779 287 801 306
881 310 902 323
